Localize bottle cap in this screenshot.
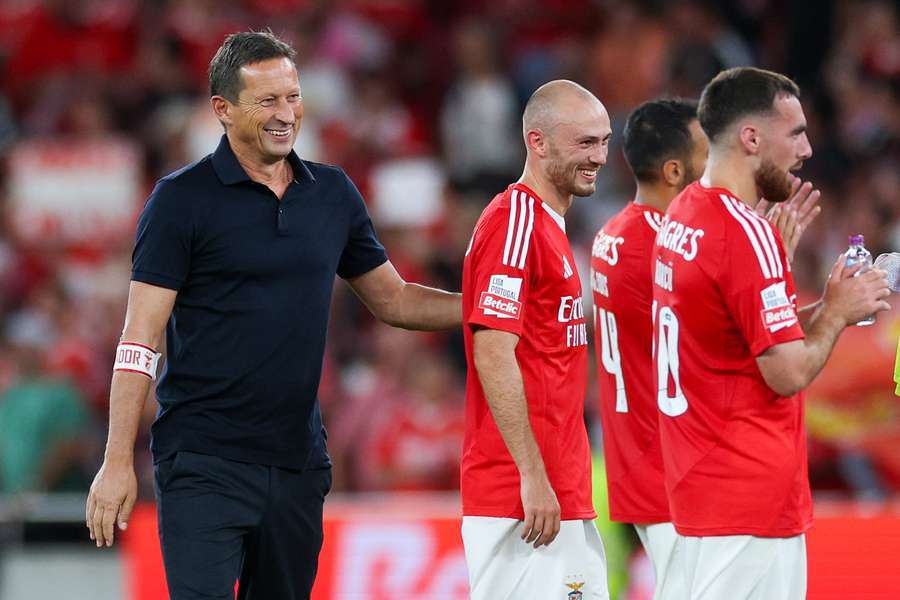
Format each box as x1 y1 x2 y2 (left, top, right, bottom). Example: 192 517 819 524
849 234 864 246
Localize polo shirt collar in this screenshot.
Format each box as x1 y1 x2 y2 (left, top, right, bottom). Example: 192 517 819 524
211 134 316 186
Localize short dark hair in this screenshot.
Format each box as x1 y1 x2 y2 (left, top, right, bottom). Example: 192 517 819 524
698 67 800 143
209 30 296 102
622 99 698 183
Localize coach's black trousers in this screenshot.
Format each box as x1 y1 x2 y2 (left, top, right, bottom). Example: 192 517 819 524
154 451 332 600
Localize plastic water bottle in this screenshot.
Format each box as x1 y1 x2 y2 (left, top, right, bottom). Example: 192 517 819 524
846 234 875 326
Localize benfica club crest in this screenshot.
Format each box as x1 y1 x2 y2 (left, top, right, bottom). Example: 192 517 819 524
565 580 585 600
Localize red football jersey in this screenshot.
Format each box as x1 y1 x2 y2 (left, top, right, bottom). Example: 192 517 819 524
461 183 595 520
651 182 812 537
591 202 669 524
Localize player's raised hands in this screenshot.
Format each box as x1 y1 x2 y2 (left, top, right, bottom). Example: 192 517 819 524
757 175 822 263
519 469 561 548
821 253 892 327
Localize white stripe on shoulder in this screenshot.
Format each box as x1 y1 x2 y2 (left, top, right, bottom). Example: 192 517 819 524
643 211 662 232
509 191 529 267
748 207 784 278
502 189 519 265
735 200 783 278
517 196 536 269
720 194 772 279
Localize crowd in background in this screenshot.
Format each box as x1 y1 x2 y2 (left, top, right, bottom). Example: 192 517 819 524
0 0 898 507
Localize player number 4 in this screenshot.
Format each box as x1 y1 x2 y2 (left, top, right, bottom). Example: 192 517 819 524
654 305 688 416
596 306 628 413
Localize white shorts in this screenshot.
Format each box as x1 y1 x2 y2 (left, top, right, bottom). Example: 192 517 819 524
634 522 686 600
462 517 609 600
681 533 806 600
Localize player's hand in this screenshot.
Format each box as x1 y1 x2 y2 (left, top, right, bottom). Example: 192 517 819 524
757 176 821 263
86 459 137 548
519 470 560 548
821 254 892 326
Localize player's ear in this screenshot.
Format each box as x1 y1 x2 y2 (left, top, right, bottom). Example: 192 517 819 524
662 159 683 187
739 123 760 155
526 128 548 157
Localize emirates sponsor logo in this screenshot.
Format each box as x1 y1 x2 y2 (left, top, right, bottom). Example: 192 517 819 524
557 295 584 322
479 292 522 319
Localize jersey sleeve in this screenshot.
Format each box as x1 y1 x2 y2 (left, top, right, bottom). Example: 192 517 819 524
132 179 193 290
720 206 804 356
466 200 538 337
337 170 389 279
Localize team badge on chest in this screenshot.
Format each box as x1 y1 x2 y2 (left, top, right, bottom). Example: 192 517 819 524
565 578 585 600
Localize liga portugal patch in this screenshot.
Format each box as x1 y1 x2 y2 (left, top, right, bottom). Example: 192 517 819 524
479 274 523 319
759 281 797 333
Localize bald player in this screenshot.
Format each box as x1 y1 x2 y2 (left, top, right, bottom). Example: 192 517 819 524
460 80 612 599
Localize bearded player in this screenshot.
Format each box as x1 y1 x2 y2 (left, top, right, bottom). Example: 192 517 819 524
461 80 611 599
591 98 821 598
651 67 891 599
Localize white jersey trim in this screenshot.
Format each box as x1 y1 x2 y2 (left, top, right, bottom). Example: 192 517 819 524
734 198 783 278
737 196 785 278
541 202 566 232
502 189 520 265
503 189 536 269
720 194 784 280
517 197 535 269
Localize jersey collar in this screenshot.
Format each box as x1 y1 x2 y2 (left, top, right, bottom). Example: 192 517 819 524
541 202 566 233
513 183 566 233
212 134 316 186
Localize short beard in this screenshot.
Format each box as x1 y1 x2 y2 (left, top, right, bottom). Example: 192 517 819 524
755 158 792 203
546 143 595 198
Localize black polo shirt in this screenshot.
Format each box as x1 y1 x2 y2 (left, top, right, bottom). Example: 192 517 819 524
132 135 388 469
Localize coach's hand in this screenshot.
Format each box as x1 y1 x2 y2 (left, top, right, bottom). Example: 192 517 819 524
520 470 560 548
86 459 137 548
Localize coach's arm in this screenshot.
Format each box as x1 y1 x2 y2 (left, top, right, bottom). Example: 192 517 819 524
756 256 891 397
348 261 461 330
86 281 176 548
472 328 560 548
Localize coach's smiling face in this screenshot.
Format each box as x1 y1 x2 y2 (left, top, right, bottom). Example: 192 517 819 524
216 57 304 165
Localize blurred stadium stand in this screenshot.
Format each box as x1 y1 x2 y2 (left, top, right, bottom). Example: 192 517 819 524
0 0 898 598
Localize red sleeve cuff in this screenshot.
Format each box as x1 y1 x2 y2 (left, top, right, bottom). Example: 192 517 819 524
750 327 805 357
467 313 523 337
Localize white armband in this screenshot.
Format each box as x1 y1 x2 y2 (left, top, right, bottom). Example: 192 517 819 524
113 342 162 380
